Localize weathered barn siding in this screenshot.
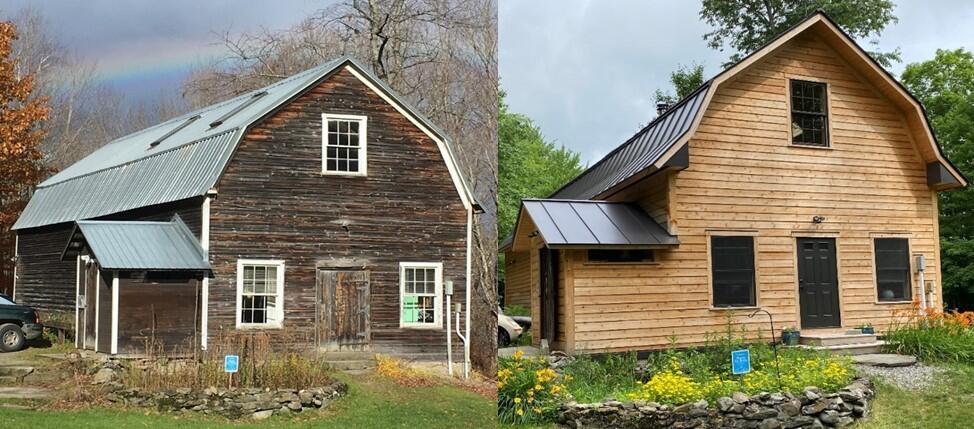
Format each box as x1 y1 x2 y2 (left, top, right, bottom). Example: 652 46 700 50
207 67 467 354
14 198 203 315
503 250 531 309
567 33 938 353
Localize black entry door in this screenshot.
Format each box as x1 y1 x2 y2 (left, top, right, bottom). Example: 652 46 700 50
539 247 559 341
797 238 841 328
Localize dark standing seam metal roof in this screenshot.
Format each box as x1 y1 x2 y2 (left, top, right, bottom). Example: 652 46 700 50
521 200 678 248
71 216 211 271
550 83 710 200
14 56 476 230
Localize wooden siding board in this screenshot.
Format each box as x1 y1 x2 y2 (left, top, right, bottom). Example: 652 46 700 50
207 68 467 354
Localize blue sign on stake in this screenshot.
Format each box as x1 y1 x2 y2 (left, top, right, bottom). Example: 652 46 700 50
224 355 239 373
731 349 751 375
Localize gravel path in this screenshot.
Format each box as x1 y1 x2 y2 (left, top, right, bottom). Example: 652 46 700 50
855 362 946 390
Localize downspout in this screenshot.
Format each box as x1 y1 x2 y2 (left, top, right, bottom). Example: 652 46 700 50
201 194 212 351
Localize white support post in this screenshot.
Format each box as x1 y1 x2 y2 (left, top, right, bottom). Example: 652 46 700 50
94 268 100 350
75 255 81 348
464 208 473 380
201 195 211 351
11 235 17 301
111 271 119 355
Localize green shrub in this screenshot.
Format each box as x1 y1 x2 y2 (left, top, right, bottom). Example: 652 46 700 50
503 305 531 317
497 350 568 425
560 352 637 403
885 309 974 362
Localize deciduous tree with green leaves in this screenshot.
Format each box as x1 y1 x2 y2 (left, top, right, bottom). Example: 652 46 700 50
497 91 583 295
699 0 900 67
902 48 974 310
654 63 705 106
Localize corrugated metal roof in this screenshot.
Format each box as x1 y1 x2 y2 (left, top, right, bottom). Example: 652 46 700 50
551 82 711 200
521 199 678 248
15 56 475 230
73 216 211 270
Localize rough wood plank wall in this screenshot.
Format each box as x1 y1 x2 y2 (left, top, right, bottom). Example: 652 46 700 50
570 34 939 353
14 198 203 314
208 67 467 355
503 250 531 309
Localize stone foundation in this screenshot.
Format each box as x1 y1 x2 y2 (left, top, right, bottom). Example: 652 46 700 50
105 382 347 420
558 378 874 428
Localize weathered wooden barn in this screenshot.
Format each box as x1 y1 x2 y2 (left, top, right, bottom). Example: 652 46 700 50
502 12 967 354
13 57 479 360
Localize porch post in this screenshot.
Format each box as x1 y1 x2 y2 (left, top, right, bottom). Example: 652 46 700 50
111 271 119 355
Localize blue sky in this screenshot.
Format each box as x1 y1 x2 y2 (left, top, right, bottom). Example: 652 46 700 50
500 1 974 164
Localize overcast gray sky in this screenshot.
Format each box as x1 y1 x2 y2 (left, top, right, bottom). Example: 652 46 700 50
2 0 323 103
499 1 974 164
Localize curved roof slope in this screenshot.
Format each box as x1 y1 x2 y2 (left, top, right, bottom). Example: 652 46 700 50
550 11 965 202
15 56 475 230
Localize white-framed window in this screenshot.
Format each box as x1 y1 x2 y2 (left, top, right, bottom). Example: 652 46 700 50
235 259 285 329
322 113 367 176
399 262 443 329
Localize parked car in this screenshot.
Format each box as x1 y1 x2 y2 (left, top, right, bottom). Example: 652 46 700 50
510 314 531 332
498 306 523 347
0 293 43 352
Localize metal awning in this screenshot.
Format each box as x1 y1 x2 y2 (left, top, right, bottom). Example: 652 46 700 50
518 199 678 249
62 215 211 271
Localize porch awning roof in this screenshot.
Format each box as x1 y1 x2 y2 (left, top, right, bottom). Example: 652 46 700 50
517 199 678 249
62 215 211 271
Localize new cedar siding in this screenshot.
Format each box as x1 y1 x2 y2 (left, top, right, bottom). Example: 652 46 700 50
569 33 938 352
503 250 531 309
207 68 466 353
14 198 204 315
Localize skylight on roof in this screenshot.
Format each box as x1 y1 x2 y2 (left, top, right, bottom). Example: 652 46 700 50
209 91 268 129
149 115 201 149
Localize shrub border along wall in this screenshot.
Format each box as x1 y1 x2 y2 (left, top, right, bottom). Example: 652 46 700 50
558 378 873 429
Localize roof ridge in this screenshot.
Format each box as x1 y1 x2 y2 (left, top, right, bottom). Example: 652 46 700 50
39 128 238 189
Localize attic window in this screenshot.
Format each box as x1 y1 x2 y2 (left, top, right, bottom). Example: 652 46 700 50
322 113 367 176
209 91 268 128
790 80 829 147
149 115 200 149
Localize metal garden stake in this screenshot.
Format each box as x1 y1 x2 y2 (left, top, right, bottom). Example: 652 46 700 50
748 308 783 391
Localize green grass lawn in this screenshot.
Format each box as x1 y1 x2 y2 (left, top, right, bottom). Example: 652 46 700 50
858 364 974 429
0 372 496 429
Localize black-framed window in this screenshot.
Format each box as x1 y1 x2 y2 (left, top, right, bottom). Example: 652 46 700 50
790 80 829 147
711 236 756 307
875 238 912 302
587 249 654 263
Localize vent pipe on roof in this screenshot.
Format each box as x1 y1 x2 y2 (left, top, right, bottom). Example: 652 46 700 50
656 102 671 116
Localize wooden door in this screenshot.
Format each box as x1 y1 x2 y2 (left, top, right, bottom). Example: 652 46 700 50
318 270 370 350
797 238 841 328
83 261 98 349
539 248 559 342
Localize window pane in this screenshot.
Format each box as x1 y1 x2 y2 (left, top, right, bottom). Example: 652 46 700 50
265 266 277 293
875 238 910 301
328 120 337 133
349 121 359 134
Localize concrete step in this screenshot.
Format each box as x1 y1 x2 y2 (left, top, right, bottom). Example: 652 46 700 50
793 340 886 356
799 333 877 347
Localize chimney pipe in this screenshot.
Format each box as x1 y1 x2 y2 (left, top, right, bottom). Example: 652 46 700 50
656 102 670 116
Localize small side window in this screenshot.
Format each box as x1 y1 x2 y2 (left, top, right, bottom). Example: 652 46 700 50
790 80 829 147
236 260 285 328
711 236 756 308
587 249 653 263
875 238 912 302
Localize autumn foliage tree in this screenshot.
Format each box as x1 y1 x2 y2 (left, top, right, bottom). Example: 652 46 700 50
0 21 50 295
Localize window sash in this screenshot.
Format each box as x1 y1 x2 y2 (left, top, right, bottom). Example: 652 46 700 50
711 236 756 307
236 260 285 328
400 263 442 327
790 80 829 147
322 114 367 175
874 238 911 302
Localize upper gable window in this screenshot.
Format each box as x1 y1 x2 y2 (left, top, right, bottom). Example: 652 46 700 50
790 80 829 147
322 113 367 175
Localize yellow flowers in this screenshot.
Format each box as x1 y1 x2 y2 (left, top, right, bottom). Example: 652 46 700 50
498 352 569 424
627 368 703 405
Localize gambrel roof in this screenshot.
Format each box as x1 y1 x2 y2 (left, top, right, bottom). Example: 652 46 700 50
551 11 966 201
15 56 476 230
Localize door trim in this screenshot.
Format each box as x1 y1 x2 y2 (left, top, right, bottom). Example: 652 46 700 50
795 237 843 329
539 247 559 342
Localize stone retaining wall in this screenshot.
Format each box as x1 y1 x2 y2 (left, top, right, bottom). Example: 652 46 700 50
105 382 347 420
558 378 874 428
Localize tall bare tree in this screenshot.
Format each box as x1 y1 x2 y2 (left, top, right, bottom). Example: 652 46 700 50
183 0 498 373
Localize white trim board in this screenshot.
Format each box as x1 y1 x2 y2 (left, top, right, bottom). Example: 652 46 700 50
111 271 119 355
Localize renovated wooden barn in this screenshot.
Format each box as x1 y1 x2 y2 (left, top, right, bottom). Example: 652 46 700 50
502 12 967 354
13 57 479 360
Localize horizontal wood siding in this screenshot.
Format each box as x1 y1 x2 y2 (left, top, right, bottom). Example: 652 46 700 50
14 198 203 315
569 34 939 353
208 67 467 354
503 250 531 309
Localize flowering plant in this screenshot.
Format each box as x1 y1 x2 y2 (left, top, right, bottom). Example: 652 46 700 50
497 350 570 424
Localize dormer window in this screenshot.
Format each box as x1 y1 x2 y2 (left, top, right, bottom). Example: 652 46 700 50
322 113 367 175
790 80 829 147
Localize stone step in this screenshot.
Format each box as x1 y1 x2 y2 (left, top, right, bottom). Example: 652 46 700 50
0 375 18 384
316 351 376 361
324 360 375 371
0 366 34 378
852 353 917 367
799 333 877 347
793 341 886 356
